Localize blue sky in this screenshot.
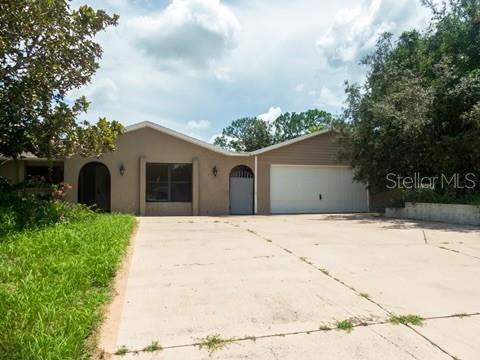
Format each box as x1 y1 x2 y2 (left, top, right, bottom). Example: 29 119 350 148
70 0 430 142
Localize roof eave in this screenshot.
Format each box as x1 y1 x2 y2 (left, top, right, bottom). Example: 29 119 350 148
249 128 335 155
125 121 245 157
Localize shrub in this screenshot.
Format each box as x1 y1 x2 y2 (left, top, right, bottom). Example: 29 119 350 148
0 177 93 236
405 189 480 206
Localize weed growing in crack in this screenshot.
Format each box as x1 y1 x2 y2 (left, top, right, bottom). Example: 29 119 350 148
359 292 370 299
114 345 129 356
143 340 162 352
197 334 234 356
387 314 424 326
320 268 329 275
336 319 354 332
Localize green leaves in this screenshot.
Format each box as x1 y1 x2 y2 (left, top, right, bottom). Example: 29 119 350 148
75 118 124 158
0 0 120 162
213 109 334 152
339 0 480 194
272 109 333 143
214 117 273 152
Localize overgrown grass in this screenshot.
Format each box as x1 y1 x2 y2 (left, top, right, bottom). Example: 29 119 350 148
0 211 136 360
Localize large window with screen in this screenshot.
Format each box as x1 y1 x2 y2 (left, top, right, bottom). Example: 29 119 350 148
146 163 192 202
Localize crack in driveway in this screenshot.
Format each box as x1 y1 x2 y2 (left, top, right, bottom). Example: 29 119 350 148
111 313 480 357
110 218 479 359
423 230 480 261
223 220 468 360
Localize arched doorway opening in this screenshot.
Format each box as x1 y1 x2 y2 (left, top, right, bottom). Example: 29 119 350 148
78 162 111 212
229 165 254 215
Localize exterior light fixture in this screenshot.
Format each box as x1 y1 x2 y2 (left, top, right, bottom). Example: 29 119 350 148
212 166 218 177
119 164 125 176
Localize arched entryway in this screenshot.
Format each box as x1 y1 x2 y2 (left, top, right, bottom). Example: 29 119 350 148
229 165 254 215
78 162 111 212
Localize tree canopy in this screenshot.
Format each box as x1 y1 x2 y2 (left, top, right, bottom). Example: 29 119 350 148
0 0 123 165
338 0 480 195
214 109 334 152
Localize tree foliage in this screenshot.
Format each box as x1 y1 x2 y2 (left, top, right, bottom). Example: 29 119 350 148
339 0 480 194
213 117 273 152
214 109 334 152
272 109 334 143
0 0 123 164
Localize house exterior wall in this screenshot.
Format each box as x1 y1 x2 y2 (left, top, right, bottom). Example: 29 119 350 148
0 159 58 183
1 127 391 215
0 160 21 182
256 131 353 214
63 127 252 215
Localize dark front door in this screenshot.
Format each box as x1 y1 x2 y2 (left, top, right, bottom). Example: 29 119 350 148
78 162 111 212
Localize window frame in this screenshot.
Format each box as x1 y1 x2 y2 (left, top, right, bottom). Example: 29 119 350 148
24 163 64 184
146 162 193 203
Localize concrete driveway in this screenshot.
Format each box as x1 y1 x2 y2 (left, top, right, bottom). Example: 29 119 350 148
103 214 480 359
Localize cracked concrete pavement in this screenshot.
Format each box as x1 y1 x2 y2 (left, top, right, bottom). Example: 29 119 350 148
100 214 480 359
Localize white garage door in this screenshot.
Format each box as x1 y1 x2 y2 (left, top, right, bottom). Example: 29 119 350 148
270 165 368 214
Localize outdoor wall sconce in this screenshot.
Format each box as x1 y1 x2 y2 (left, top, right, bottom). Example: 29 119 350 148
212 166 218 177
119 164 125 176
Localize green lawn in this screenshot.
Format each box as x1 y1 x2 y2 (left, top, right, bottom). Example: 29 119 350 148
0 213 136 360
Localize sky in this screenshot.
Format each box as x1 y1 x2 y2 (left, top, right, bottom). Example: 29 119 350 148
70 0 431 142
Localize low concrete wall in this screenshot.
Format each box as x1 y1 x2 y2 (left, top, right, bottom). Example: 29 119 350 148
385 202 480 226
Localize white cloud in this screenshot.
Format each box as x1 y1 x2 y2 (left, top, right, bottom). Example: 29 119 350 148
128 0 240 73
312 86 343 109
209 133 221 143
257 106 282 123
294 83 305 92
317 0 429 68
309 0 429 111
71 77 119 105
212 65 233 81
71 0 429 142
187 119 211 129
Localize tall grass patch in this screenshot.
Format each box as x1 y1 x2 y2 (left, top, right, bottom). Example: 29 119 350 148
0 213 135 360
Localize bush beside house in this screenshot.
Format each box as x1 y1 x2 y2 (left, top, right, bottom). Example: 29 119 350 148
0 177 136 360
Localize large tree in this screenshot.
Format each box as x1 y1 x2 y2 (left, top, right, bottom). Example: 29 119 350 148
272 109 334 143
214 109 334 152
339 0 480 195
0 0 123 172
213 117 273 152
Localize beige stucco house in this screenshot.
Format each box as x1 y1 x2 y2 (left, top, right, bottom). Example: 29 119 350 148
0 121 375 216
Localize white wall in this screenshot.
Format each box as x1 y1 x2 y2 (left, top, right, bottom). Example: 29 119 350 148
385 202 480 226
